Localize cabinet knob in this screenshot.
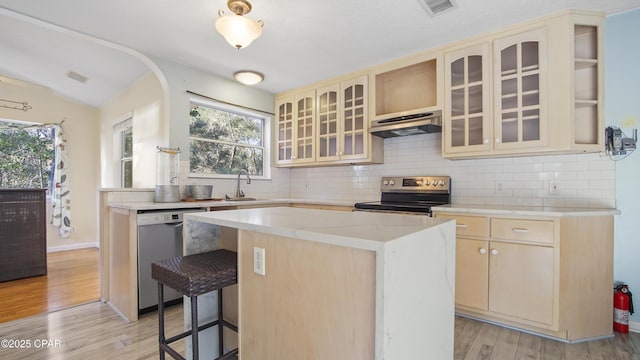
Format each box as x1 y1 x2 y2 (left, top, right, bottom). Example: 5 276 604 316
483 138 489 144
491 249 498 255
456 224 468 228
495 138 501 143
479 248 487 254
512 228 529 233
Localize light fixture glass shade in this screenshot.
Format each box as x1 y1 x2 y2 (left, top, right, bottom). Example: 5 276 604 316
215 13 263 49
234 71 264 85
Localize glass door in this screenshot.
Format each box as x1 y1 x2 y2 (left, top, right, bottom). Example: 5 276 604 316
444 43 492 154
494 28 547 149
340 76 367 161
316 84 340 162
276 98 294 164
294 92 315 164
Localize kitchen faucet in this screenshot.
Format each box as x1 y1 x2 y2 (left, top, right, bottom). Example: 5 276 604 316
236 168 251 198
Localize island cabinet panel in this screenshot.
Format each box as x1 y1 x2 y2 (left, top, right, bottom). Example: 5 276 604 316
433 210 614 342
238 230 376 360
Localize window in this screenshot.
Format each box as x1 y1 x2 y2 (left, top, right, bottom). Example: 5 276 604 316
189 99 270 178
0 121 55 192
113 116 132 188
120 126 133 188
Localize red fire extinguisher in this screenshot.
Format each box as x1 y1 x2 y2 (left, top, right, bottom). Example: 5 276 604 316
614 284 634 333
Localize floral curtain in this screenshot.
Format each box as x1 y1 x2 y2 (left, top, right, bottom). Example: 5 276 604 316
0 119 71 237
51 124 72 237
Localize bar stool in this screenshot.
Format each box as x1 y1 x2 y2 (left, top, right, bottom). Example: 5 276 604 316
151 249 238 360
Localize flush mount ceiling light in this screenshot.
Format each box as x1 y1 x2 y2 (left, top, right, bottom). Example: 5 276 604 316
215 0 264 49
233 70 264 85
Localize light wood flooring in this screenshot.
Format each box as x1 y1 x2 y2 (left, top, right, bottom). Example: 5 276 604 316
0 300 638 360
0 248 100 323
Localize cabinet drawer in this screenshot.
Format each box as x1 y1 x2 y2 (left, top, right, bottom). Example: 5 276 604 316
491 218 554 244
436 214 489 238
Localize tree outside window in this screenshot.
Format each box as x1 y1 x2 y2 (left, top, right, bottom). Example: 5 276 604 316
0 123 55 192
189 100 268 177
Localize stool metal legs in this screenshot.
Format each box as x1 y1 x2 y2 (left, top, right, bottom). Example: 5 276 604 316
191 295 199 360
158 282 166 360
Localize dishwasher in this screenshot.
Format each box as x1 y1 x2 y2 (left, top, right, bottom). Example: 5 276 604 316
137 208 205 313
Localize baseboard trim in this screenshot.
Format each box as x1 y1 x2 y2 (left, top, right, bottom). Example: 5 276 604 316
47 242 99 252
630 320 640 333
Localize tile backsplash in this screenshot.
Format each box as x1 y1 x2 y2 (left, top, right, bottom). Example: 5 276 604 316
290 133 616 208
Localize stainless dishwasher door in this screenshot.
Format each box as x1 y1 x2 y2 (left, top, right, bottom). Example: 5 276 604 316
137 209 204 312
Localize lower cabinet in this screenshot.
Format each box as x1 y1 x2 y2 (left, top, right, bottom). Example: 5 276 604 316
434 211 614 341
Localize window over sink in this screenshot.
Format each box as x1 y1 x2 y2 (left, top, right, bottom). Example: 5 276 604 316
189 98 271 178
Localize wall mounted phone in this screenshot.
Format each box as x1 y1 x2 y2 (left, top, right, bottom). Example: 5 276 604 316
605 126 637 158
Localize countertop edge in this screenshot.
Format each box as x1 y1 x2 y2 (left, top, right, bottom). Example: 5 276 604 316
431 204 620 217
106 198 358 210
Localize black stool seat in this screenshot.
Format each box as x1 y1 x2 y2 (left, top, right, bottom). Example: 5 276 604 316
152 249 238 360
151 250 237 296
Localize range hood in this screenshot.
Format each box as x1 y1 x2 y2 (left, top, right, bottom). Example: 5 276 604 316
370 111 442 138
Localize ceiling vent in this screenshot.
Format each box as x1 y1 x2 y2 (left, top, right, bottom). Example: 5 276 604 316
417 0 457 17
66 70 89 84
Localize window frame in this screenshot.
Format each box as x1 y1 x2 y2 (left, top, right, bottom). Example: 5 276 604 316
188 98 272 180
120 126 133 188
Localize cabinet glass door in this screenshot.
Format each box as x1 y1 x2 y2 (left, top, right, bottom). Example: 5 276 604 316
295 93 315 163
276 100 294 163
444 43 491 154
494 28 546 149
341 76 367 160
317 85 340 161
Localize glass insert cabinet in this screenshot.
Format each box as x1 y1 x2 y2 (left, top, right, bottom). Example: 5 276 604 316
443 11 603 158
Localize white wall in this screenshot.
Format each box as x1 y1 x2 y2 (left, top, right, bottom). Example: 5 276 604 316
0 81 100 250
150 57 290 199
290 134 615 208
99 72 165 188
606 8 640 325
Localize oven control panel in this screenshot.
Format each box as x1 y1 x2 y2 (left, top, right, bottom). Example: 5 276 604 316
381 176 451 193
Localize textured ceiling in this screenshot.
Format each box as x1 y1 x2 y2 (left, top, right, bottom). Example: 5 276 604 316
0 0 639 107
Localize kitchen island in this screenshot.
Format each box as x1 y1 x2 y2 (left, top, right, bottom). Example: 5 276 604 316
184 206 456 360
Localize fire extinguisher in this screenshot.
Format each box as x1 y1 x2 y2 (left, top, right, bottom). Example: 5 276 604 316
614 284 635 333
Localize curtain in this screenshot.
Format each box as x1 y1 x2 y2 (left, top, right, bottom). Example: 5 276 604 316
51 124 72 237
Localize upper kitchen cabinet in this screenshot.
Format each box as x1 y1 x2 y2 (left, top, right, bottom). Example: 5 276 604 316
275 75 383 168
443 43 493 154
317 76 380 164
275 91 316 166
371 51 442 122
442 10 604 159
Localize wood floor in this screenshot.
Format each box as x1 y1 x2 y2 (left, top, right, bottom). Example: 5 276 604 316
0 248 100 323
0 300 638 360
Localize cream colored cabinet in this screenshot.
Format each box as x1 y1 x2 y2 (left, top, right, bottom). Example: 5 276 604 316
275 75 382 168
371 52 441 122
275 91 315 166
443 43 492 154
488 241 554 325
433 210 614 341
493 28 547 150
275 98 294 165
317 76 370 163
442 10 604 159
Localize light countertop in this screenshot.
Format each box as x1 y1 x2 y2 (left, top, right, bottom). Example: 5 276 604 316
107 198 357 211
185 206 451 251
432 204 620 217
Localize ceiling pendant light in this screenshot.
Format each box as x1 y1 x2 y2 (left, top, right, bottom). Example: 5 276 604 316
234 71 264 85
215 0 264 49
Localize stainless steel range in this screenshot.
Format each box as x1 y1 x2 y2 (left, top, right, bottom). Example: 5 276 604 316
354 176 451 216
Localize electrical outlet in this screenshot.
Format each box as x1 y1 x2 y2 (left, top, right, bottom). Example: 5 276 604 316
549 181 560 195
253 247 265 276
495 181 504 192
